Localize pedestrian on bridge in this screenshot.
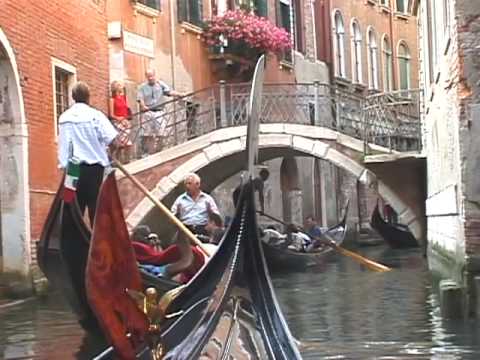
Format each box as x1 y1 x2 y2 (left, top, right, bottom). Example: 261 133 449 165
137 69 185 155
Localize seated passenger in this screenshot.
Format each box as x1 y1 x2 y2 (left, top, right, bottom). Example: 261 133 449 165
286 224 312 252
204 212 225 245
131 225 205 284
260 225 287 246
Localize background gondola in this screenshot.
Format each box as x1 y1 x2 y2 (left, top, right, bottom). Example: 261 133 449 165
370 202 418 248
260 209 348 271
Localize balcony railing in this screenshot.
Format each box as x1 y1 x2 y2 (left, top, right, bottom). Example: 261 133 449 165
120 83 422 162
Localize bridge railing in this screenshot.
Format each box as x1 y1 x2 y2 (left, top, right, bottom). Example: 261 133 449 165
122 83 422 161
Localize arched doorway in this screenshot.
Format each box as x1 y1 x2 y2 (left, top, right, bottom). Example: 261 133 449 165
0 28 31 279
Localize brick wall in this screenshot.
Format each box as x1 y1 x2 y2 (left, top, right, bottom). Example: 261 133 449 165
0 0 109 247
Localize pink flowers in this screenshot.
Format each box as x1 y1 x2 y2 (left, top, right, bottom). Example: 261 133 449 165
203 10 292 55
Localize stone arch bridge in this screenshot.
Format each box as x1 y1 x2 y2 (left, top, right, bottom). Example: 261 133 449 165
117 123 425 243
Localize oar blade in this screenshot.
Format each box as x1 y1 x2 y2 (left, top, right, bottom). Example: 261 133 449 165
333 246 391 272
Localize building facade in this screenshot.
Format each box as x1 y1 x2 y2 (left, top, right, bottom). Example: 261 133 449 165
0 0 109 290
413 0 480 315
0 0 331 290
315 0 419 94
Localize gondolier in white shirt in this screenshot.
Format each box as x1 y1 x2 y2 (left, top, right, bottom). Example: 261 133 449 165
57 81 119 226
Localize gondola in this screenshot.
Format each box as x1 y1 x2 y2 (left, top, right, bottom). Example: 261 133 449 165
370 202 418 248
37 179 178 332
92 174 302 360
261 202 349 270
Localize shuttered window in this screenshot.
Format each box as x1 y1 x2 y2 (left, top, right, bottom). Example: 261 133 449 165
277 0 293 62
138 0 161 10
177 0 203 27
254 0 268 17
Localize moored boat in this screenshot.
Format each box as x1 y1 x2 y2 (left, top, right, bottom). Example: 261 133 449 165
370 202 418 248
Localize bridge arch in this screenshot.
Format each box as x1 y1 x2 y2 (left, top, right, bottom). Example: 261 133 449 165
122 124 423 243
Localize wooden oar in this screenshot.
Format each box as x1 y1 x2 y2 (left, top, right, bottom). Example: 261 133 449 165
112 159 212 258
257 211 391 272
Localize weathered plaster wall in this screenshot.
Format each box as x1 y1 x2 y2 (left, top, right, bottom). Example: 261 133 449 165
458 2 480 268
421 0 463 272
0 33 31 278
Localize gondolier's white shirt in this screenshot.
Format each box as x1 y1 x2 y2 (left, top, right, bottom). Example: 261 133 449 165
57 103 118 168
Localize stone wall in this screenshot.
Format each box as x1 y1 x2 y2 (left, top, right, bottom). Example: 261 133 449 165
418 0 480 315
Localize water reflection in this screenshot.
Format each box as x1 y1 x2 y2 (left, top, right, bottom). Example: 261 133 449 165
0 297 106 359
0 246 478 359
272 246 480 359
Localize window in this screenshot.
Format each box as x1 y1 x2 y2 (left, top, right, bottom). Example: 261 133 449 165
382 35 393 91
137 0 161 10
293 0 304 53
380 0 390 6
398 42 411 90
52 58 76 136
443 0 451 33
178 0 203 27
253 0 268 17
277 0 293 62
396 0 407 13
351 20 362 84
367 28 379 90
333 11 346 78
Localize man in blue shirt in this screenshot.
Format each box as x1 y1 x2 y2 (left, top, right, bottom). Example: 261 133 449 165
305 215 324 240
171 173 221 236
137 69 184 155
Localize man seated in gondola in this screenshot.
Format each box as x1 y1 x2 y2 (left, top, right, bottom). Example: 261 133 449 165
131 225 205 284
197 212 225 245
304 216 328 251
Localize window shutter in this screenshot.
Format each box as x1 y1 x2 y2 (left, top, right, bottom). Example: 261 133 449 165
193 0 203 26
255 0 268 17
177 0 187 22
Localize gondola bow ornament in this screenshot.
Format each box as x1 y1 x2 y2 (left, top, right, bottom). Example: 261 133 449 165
246 54 265 178
86 172 149 360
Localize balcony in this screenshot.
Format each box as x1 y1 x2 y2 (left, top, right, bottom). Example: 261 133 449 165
208 42 261 81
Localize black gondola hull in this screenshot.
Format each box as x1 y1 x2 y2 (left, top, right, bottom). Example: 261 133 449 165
37 183 178 332
370 203 418 248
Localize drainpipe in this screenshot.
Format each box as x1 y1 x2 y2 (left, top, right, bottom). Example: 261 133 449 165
168 1 177 89
389 2 396 89
169 0 178 142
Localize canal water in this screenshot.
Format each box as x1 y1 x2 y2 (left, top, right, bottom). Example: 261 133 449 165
0 245 479 359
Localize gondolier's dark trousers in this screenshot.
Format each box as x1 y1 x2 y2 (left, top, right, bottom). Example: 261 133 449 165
77 163 104 226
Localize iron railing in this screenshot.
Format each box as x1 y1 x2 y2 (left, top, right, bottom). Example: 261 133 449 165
120 83 422 162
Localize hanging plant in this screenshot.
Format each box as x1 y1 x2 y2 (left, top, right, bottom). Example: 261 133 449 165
203 10 292 57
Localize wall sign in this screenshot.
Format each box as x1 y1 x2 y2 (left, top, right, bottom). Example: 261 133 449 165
123 30 154 58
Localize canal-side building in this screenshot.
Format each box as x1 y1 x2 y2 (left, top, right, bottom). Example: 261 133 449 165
0 0 335 291
0 1 109 292
412 0 480 315
109 1 338 230
312 0 420 239
314 0 419 93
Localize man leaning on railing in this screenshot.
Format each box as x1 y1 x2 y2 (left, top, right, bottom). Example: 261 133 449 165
137 69 185 156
